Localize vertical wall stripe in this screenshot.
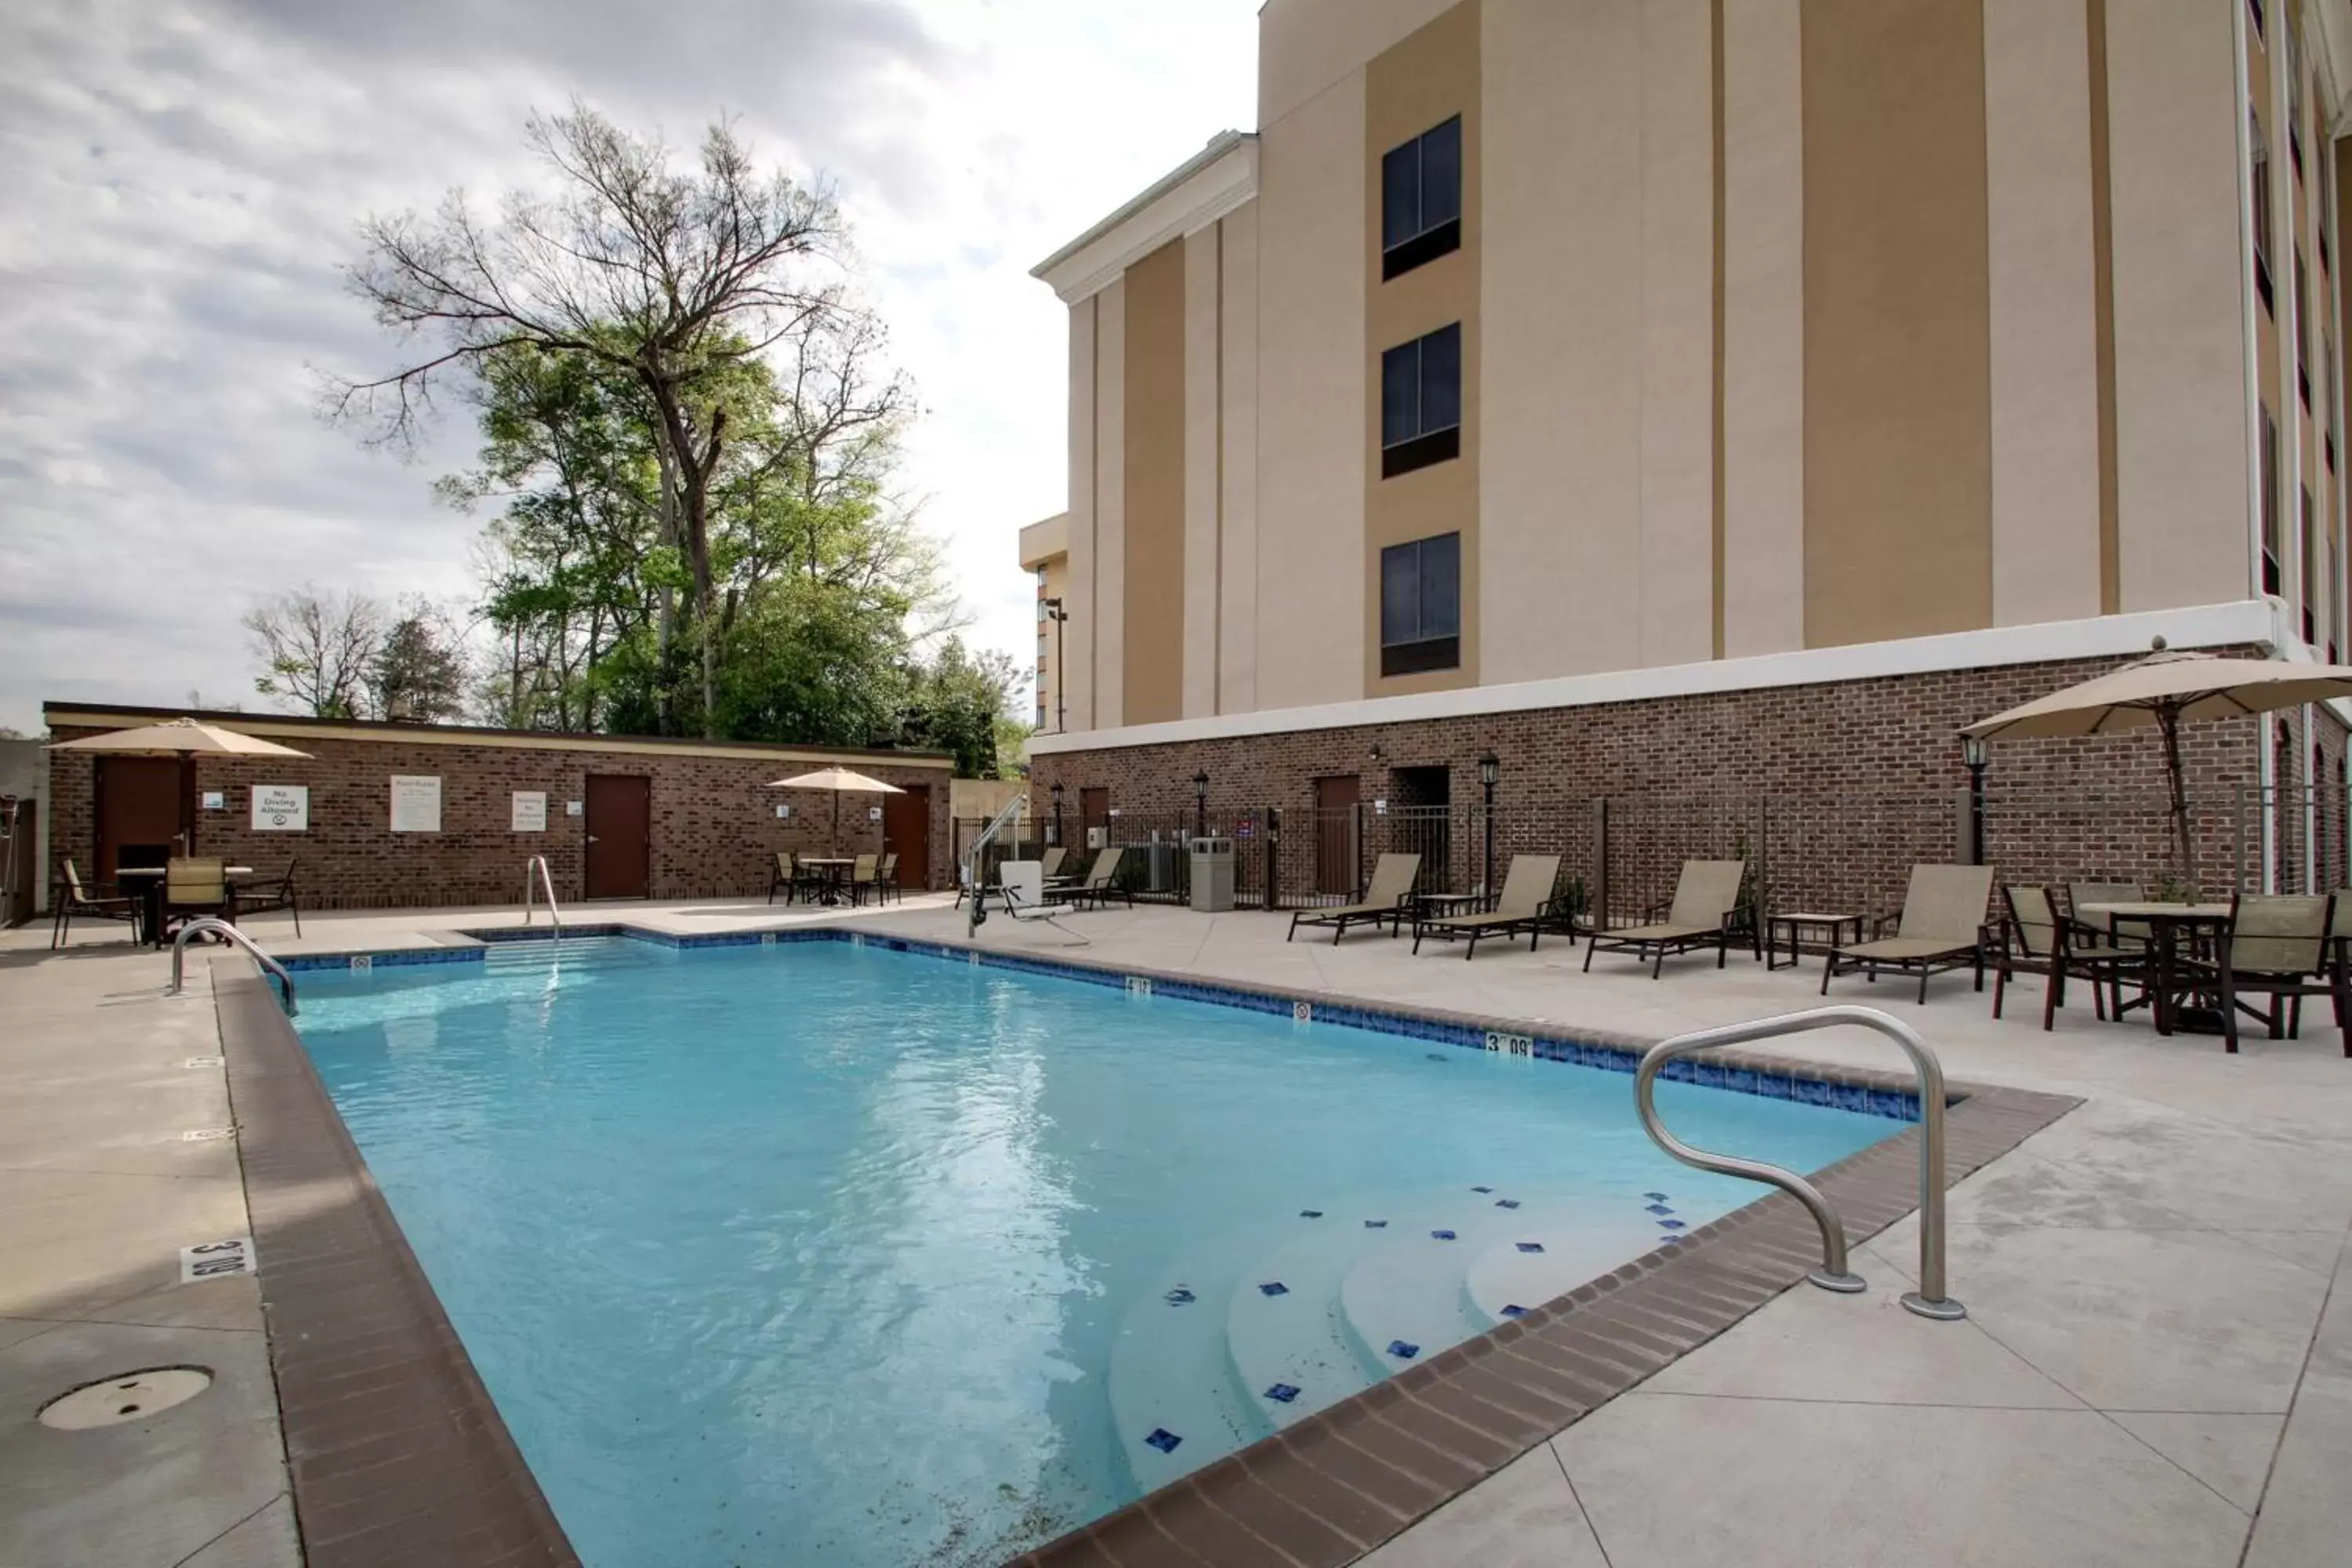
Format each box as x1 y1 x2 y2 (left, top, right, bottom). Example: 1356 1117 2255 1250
1799 0 1994 648
1710 0 1727 660
1122 241 1188 726
2088 0 2121 614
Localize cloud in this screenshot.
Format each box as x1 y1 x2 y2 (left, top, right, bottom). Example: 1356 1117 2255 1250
0 0 1260 731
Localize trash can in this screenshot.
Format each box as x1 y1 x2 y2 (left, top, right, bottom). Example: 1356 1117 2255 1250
1189 836 1235 913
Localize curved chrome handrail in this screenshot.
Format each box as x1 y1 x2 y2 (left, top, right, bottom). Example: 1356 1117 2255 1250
1635 1004 1962 1321
523 855 562 939
168 918 297 1015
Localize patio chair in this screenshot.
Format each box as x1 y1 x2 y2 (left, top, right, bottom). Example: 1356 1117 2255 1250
1583 860 1752 978
1991 885 2145 1031
1044 846 1133 909
2179 894 2343 1054
1412 855 1563 959
1820 864 1996 1004
49 860 142 949
768 851 800 906
233 859 301 937
847 853 880 906
160 857 232 943
2066 882 2148 949
873 853 900 905
1285 853 1423 944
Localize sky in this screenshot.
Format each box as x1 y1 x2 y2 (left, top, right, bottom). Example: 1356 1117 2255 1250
0 0 1261 734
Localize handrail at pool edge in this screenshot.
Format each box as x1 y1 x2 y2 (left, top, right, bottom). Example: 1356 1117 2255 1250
523 855 562 939
1635 1004 1962 1321
168 917 297 1015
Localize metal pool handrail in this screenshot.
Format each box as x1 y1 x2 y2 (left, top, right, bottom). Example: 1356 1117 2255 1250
523 855 562 939
168 918 297 1015
1634 1004 1963 1321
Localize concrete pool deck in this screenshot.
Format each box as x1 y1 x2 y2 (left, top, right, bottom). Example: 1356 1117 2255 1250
5 891 2350 1567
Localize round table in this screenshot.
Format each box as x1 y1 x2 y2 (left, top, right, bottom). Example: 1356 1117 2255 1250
2076 902 2235 1036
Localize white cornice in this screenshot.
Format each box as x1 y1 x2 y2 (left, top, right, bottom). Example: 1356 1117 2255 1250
1029 601 2291 755
1032 132 1259 304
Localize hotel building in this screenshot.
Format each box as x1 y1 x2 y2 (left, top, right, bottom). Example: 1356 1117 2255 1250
1022 0 2352 891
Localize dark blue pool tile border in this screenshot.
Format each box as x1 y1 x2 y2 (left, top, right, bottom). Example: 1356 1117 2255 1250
298 922 1927 1120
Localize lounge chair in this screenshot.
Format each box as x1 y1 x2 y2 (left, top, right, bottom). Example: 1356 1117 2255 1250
49 860 142 949
2180 894 2343 1054
1286 853 1423 944
1583 859 1751 978
1821 864 1995 1004
1412 855 1563 959
232 859 301 936
1038 846 1069 883
1991 885 2144 1031
1045 847 1132 909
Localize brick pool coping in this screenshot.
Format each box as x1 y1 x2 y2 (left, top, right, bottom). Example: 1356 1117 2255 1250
212 928 2080 1568
212 957 581 1567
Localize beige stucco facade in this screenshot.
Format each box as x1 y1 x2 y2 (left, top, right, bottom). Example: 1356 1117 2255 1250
1028 0 2352 743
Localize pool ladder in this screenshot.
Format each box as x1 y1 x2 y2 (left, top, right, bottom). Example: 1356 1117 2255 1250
1635 1004 1963 1320
523 855 563 940
167 918 297 1015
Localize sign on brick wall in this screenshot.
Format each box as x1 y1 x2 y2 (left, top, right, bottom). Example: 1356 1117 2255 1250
511 791 547 833
250 784 307 832
390 775 441 833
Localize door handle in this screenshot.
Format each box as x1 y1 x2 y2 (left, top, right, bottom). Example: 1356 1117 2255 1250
587 835 600 843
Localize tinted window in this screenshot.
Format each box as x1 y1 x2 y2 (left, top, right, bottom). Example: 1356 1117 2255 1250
1381 532 1462 669
1381 116 1463 279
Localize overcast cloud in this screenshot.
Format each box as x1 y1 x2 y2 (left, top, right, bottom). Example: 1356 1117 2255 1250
0 0 1258 731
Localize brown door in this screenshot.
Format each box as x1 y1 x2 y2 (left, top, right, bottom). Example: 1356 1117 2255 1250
1080 787 1109 851
1313 775 1361 897
96 757 185 881
883 784 930 890
583 775 652 899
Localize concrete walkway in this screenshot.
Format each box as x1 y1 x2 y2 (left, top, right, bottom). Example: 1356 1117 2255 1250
6 891 2350 1567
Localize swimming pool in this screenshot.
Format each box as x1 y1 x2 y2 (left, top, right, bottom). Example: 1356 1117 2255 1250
293 934 1905 1566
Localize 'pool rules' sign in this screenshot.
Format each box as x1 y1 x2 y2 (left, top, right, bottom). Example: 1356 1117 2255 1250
390 775 442 833
510 791 548 833
250 784 308 831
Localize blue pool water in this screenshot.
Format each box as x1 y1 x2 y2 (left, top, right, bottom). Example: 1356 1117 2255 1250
294 935 1901 1567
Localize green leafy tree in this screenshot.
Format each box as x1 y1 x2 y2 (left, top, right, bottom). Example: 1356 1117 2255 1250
370 602 470 723
897 638 1031 779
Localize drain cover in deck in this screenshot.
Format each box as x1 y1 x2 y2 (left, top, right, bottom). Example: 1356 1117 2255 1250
38 1367 212 1430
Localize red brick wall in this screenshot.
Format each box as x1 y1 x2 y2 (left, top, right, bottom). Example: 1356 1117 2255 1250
46 727 954 910
1031 652 2332 918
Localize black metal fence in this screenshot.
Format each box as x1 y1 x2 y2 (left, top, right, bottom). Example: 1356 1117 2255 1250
956 785 2352 920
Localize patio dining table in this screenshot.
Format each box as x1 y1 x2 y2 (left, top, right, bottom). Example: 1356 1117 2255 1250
114 865 255 948
798 856 856 907
2076 901 2235 1036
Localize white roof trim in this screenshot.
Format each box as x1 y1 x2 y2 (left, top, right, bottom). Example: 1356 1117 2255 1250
1033 132 1259 304
1029 601 2292 755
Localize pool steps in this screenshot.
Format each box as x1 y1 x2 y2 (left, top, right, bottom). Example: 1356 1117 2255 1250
1109 1192 1672 1496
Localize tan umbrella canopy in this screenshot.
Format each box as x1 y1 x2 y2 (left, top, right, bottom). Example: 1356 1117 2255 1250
767 767 903 851
48 718 313 758
1962 641 2352 881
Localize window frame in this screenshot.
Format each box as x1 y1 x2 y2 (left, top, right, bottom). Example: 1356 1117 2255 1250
1380 323 1464 479
1378 532 1463 677
2252 109 2275 314
1380 116 1464 281
2263 408 2284 597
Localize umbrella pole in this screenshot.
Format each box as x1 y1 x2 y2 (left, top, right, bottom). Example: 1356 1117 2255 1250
2158 706 2194 891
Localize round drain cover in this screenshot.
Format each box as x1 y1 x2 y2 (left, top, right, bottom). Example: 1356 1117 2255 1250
38 1367 212 1430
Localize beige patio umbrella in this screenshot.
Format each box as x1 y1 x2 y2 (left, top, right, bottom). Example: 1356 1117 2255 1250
48 718 314 759
49 718 314 855
766 766 903 852
1962 640 2352 884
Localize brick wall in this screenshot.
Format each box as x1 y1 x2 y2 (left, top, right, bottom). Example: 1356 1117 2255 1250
46 724 954 910
1031 652 2349 918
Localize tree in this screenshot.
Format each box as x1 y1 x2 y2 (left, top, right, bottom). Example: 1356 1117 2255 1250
898 639 1031 779
333 102 846 735
245 587 383 717
371 601 470 723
